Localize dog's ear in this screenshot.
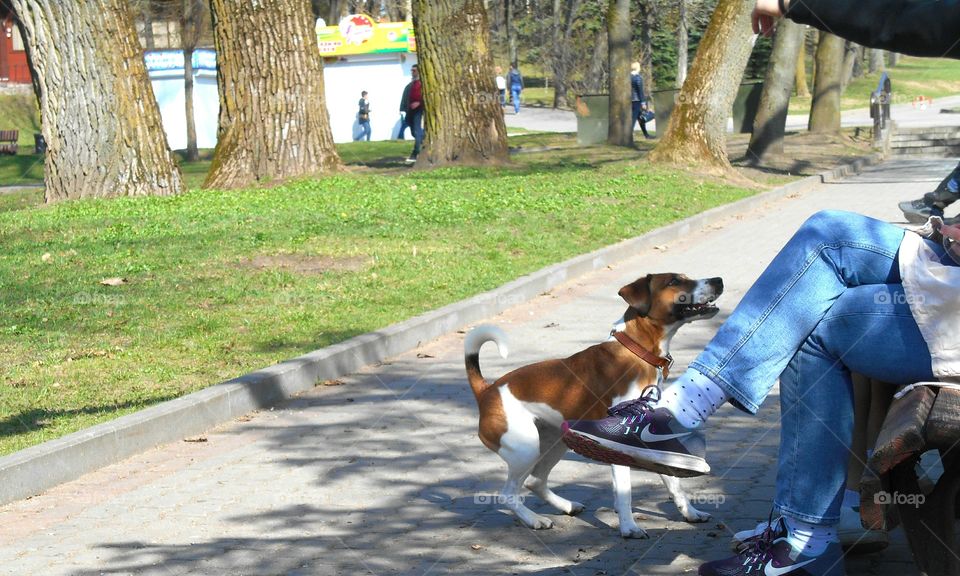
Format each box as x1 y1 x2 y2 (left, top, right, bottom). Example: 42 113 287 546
619 275 652 317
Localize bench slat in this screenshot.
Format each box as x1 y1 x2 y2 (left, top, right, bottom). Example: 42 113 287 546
927 388 960 450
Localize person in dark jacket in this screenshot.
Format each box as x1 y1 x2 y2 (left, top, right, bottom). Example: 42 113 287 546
356 91 371 142
567 2 960 575
630 62 653 139
399 64 424 163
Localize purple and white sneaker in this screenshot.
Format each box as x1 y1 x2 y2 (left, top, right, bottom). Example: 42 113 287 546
703 518 845 576
561 386 710 477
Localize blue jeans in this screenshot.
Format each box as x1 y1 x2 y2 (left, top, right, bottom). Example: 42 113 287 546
407 108 423 158
511 86 521 113
689 210 942 524
359 120 371 141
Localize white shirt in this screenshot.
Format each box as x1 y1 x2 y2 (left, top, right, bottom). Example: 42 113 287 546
899 231 960 381
495 75 506 90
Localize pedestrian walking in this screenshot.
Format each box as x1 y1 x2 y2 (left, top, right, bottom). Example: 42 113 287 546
630 62 653 139
508 64 523 115
399 64 424 162
356 91 372 142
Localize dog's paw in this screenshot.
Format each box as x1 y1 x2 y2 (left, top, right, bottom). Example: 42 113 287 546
565 501 585 516
620 524 649 539
682 507 711 523
527 514 554 530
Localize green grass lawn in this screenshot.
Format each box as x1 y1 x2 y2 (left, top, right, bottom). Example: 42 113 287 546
788 56 960 115
0 141 753 456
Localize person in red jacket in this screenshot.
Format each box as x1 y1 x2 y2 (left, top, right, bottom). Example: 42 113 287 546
399 64 424 163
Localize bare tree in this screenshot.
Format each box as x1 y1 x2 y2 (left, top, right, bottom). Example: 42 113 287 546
795 36 810 97
10 0 183 201
747 18 804 161
205 0 340 189
607 0 632 146
677 0 688 87
413 0 509 165
180 0 207 161
649 0 755 169
808 31 844 133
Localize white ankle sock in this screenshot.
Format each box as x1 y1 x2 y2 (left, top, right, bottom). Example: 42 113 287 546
659 369 730 428
783 516 838 556
842 488 859 509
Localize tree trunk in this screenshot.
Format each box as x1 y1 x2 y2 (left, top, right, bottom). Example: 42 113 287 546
869 48 885 74
677 0 688 88
795 37 810 97
552 0 566 108
636 0 654 90
10 0 183 202
747 18 803 162
841 41 863 90
648 0 755 169
205 0 340 189
607 0 632 146
808 31 844 134
506 0 517 67
888 51 900 67
181 0 204 162
413 0 509 166
586 23 608 93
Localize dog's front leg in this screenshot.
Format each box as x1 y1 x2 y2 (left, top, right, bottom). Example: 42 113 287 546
659 474 711 522
611 465 648 538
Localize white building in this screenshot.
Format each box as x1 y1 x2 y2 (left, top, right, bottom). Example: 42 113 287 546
144 16 417 149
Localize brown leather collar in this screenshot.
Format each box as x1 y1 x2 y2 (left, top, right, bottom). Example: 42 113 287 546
612 331 673 380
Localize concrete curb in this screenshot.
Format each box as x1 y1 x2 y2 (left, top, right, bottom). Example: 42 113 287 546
0 153 885 507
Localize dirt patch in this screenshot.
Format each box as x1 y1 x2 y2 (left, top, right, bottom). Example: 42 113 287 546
242 254 369 275
728 129 875 184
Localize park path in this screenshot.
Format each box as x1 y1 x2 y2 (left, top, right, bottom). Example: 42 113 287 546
0 157 956 575
505 94 960 134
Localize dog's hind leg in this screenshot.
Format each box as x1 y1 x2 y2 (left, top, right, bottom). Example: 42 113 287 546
524 428 584 516
611 465 648 538
498 396 554 529
659 474 710 522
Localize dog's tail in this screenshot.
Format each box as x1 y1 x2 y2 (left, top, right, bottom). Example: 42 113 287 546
464 324 509 402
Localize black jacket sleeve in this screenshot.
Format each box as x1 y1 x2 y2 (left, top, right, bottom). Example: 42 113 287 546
787 0 960 59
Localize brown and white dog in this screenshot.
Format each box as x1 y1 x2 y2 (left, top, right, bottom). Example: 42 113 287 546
464 273 723 537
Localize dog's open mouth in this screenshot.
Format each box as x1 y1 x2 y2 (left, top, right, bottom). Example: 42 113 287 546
679 301 720 319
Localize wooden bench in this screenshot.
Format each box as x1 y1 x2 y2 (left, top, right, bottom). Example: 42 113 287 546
859 384 960 575
0 130 18 155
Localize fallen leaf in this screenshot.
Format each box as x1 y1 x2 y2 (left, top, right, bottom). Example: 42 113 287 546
544 322 559 328
470 544 483 551
653 245 669 251
416 352 435 358
41 252 52 263
184 436 208 443
100 277 127 286
322 379 345 387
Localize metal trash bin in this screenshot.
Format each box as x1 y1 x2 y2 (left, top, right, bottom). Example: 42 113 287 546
34 133 46 154
651 88 680 134
575 94 609 146
733 81 764 133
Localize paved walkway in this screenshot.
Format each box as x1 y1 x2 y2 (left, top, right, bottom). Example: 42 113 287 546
1 158 956 575
506 94 960 134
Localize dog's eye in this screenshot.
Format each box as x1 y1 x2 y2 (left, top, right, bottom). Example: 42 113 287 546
667 278 679 287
